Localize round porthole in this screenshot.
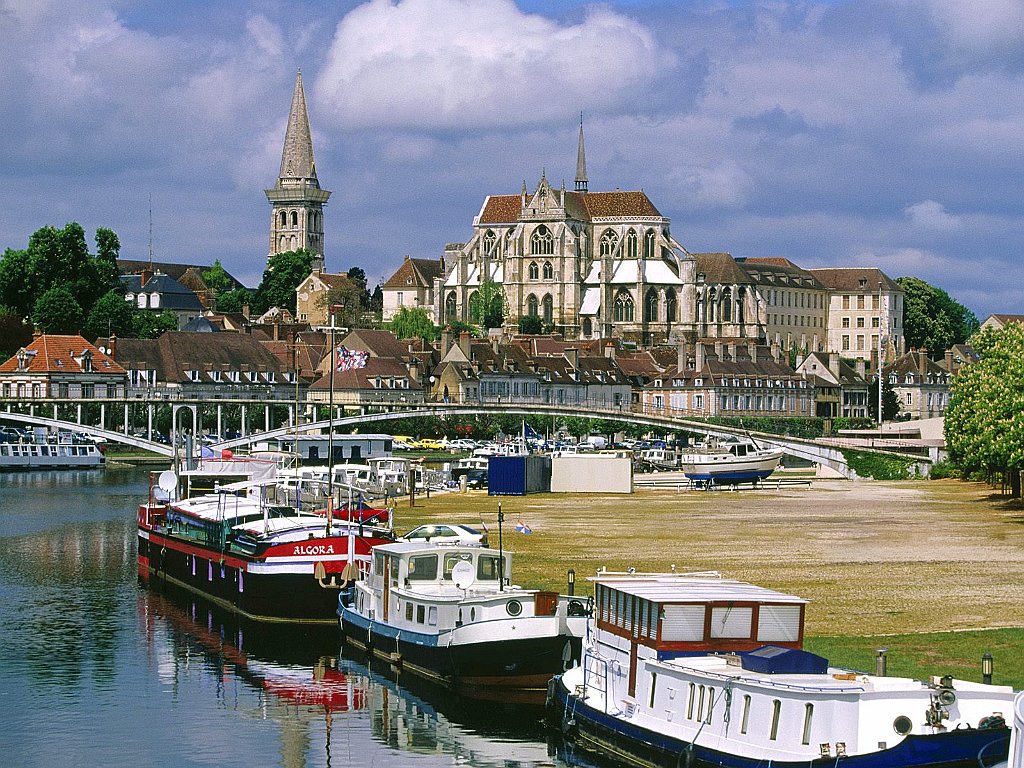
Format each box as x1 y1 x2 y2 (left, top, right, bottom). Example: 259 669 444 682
506 599 523 616
893 715 913 735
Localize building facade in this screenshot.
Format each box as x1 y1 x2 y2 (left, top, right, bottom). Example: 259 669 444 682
382 256 444 323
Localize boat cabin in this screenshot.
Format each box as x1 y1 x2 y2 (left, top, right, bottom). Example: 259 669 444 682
593 572 807 655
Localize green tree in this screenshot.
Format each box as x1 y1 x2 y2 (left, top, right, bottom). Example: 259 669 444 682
216 287 256 314
32 285 84 334
518 315 543 334
370 284 383 312
945 324 1024 495
131 309 178 339
445 319 481 337
388 306 436 341
897 277 979 357
93 227 121 295
83 290 135 341
254 249 315 314
346 266 372 309
320 277 368 328
0 248 33 317
0 306 32 360
202 260 235 296
470 279 505 329
868 374 901 423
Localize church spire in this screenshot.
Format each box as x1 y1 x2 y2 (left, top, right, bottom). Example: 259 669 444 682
265 70 331 269
277 71 319 188
574 113 588 193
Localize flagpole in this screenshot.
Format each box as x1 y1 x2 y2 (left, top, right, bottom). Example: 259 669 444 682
327 305 339 538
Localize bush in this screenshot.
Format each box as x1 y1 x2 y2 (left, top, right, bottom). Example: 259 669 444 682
927 460 960 479
705 416 825 440
841 448 914 480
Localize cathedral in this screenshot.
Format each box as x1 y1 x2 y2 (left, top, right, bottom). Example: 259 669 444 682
434 124 766 346
265 72 330 272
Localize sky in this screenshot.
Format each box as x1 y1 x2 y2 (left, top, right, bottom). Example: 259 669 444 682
1 0 1022 319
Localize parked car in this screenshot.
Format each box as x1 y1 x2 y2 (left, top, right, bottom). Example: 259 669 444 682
392 435 420 450
448 439 477 451
400 523 487 546
416 438 447 451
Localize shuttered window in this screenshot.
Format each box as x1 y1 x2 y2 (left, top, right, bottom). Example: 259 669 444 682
661 605 705 641
758 605 801 642
710 606 753 638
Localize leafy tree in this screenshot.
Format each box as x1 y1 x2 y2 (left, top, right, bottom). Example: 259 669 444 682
254 249 315 314
83 290 135 341
131 309 178 339
370 284 383 312
897 277 979 357
346 266 372 309
202 260 236 296
93 227 121 295
216 287 256 314
32 285 84 334
868 374 901 423
388 306 436 341
469 279 505 329
518 315 543 334
945 324 1024 495
0 248 33 316
445 319 481 337
0 306 32 360
321 276 368 328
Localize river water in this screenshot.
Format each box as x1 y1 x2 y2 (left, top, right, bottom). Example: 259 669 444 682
0 467 576 768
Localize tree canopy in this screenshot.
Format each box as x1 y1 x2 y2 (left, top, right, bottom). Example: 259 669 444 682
33 285 84 334
388 306 436 341
897 277 978 357
469 279 506 329
254 249 315 314
945 323 1024 494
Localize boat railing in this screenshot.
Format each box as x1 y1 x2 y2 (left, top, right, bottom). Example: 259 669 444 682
582 653 611 714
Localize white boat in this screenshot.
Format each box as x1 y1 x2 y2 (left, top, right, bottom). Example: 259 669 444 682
549 569 1019 768
0 438 105 469
679 436 782 485
640 447 678 470
340 541 590 698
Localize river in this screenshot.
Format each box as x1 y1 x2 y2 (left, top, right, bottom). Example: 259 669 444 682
0 467 574 768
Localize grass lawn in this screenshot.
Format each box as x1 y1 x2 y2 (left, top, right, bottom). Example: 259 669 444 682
393 478 1024 688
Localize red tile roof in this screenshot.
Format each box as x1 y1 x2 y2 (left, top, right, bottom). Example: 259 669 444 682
477 189 662 224
0 334 125 375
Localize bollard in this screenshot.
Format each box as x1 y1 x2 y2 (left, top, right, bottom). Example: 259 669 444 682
568 568 575 596
875 648 889 677
982 652 993 685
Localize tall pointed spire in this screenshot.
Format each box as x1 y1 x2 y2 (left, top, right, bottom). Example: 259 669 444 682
266 70 331 270
574 113 588 193
277 71 319 188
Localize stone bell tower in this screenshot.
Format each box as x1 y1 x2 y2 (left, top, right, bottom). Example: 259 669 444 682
265 71 331 271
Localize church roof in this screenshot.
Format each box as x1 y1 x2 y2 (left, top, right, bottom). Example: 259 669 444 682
694 253 752 285
276 72 319 187
383 257 444 289
808 267 901 292
477 189 662 224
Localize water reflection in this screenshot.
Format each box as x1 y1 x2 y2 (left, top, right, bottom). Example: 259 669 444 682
143 585 557 768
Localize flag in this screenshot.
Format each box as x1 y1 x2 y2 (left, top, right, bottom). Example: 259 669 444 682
515 521 533 534
335 346 369 372
523 422 541 440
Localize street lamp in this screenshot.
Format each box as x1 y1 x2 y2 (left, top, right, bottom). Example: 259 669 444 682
982 652 993 685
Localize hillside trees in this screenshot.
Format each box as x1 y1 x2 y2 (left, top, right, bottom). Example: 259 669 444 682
945 323 1024 496
898 276 979 356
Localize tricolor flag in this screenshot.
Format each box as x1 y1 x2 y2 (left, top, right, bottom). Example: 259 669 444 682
335 346 369 372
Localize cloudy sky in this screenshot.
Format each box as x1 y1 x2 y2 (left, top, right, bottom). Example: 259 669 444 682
2 0 1022 318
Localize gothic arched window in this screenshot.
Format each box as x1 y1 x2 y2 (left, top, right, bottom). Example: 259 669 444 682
600 230 619 257
531 226 554 255
528 261 539 280
542 261 554 280
613 290 634 322
526 294 539 317
644 288 659 322
542 294 553 324
582 317 592 337
665 289 677 322
644 229 656 259
445 293 457 319
722 288 733 322
626 229 638 259
291 211 298 226
280 211 287 227
483 230 496 256
708 288 718 323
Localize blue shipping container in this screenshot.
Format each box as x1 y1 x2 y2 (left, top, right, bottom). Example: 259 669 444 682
487 455 551 496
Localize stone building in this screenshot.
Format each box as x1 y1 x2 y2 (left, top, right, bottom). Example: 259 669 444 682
382 256 444 323
884 349 950 420
265 72 330 270
0 334 126 400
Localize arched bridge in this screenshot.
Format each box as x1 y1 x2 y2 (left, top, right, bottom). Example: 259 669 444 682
2 402 928 479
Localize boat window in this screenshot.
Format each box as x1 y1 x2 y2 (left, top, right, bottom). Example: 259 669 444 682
711 606 753 638
443 552 473 580
740 695 751 734
477 554 502 580
661 605 705 641
405 602 413 621
769 699 781 741
687 683 695 719
390 557 400 583
757 604 801 642
706 687 714 723
649 673 658 708
408 554 439 581
416 604 425 623
697 686 705 721
375 553 385 576
428 606 437 626
802 703 813 745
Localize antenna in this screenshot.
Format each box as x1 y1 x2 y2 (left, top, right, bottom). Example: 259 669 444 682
148 193 154 270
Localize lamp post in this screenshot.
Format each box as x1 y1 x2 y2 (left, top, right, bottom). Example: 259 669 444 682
982 652 993 685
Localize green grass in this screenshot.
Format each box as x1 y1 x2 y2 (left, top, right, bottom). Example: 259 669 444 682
806 628 1024 688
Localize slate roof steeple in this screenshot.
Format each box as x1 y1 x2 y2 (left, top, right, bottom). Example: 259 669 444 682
277 71 320 189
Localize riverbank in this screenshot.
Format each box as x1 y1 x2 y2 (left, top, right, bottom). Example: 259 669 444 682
396 478 1024 686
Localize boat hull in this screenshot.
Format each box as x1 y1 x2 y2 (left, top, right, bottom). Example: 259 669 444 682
548 675 1010 768
138 527 385 624
680 452 782 484
341 607 579 697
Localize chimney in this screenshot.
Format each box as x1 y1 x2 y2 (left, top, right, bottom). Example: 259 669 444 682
458 331 471 358
747 341 757 364
770 339 781 363
106 335 116 359
714 341 723 360
604 341 616 360
918 348 928 374
242 304 250 320
565 347 579 368
695 341 705 371
944 349 954 373
677 341 689 372
440 328 452 355
827 352 840 378
728 342 737 361
855 358 866 378
408 356 420 385
140 268 153 287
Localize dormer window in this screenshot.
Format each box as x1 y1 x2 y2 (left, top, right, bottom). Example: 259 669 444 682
210 370 222 382
265 372 275 384
694 378 703 387
187 370 200 382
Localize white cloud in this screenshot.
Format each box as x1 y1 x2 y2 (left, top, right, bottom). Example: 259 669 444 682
313 0 670 130
903 200 962 231
909 0 1024 56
